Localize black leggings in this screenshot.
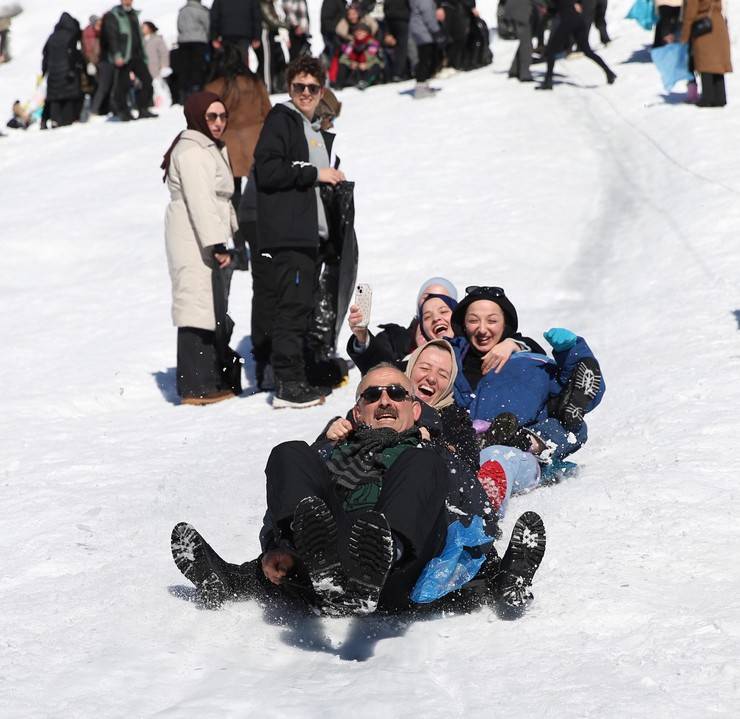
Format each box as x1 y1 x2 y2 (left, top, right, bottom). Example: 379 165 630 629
545 15 613 83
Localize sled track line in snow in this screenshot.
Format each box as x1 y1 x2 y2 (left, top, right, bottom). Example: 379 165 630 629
564 72 740 301
588 84 740 200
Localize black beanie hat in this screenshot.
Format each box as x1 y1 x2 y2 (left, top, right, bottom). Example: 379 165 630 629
451 286 519 336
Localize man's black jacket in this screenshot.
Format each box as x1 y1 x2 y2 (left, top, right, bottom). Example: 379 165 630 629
210 0 262 42
253 104 337 251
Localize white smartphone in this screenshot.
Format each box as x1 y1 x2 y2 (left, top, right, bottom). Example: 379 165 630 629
354 283 373 328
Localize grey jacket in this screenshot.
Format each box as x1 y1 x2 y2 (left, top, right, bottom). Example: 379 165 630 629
409 0 439 45
177 0 210 44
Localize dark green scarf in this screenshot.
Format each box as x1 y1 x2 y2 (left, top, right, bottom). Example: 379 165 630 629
327 426 421 512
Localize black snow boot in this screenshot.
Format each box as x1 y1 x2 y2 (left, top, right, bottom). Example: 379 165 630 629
344 510 394 616
489 511 546 616
292 496 347 611
555 358 603 432
171 522 231 609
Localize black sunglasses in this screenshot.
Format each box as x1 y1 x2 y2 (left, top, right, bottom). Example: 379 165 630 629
291 82 322 96
358 384 413 404
465 286 505 297
205 111 228 122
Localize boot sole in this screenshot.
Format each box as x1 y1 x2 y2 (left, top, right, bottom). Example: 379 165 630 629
292 497 345 600
345 511 394 615
560 359 602 432
495 511 546 608
272 395 325 409
171 522 228 608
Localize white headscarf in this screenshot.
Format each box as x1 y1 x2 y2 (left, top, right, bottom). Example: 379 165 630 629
405 339 458 410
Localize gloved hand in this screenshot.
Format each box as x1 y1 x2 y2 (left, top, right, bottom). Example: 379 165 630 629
544 327 577 352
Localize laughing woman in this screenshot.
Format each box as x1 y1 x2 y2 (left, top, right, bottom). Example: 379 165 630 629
162 91 242 405
450 286 605 461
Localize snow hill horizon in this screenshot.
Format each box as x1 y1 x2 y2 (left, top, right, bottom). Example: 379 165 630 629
2 1 740 717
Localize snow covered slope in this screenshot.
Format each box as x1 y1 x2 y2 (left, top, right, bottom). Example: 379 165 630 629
1 2 740 717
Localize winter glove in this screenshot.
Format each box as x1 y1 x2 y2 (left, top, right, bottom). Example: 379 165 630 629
544 327 577 352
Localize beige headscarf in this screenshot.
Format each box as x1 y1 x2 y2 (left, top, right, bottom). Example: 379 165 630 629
404 339 458 410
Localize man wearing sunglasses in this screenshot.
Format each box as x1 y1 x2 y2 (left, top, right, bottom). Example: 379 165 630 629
172 365 450 615
172 364 546 616
253 56 347 409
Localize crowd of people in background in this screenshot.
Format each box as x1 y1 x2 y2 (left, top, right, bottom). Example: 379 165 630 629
2 0 732 127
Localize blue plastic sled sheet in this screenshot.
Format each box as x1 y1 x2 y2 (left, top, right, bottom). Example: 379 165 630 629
410 516 493 604
626 0 657 30
650 42 693 92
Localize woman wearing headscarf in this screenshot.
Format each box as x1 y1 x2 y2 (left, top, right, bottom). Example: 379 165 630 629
346 277 459 375
404 338 480 474
162 91 242 405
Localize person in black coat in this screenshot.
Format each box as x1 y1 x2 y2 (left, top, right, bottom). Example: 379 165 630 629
42 12 84 127
253 55 347 408
384 0 411 79
537 0 615 90
320 0 348 59
210 0 262 59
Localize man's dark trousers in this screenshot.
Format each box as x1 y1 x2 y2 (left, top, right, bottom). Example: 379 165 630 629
270 248 318 383
112 56 154 113
265 441 450 610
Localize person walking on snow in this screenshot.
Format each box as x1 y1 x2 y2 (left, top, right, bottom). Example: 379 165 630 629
536 0 616 90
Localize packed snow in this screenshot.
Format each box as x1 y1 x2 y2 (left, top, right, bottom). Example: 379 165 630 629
2 1 740 717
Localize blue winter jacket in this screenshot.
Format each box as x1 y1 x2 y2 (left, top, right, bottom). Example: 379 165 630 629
450 336 605 426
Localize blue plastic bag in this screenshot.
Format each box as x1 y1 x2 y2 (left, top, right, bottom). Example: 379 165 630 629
626 0 657 30
650 42 693 92
410 516 493 604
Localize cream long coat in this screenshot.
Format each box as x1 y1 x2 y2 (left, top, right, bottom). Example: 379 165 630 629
165 130 238 330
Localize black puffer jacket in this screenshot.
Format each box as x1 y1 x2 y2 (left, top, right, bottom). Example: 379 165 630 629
42 13 83 101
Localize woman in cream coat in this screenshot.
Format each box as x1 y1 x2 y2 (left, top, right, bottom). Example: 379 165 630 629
162 90 242 405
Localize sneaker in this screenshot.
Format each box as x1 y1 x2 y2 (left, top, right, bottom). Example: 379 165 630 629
273 380 324 409
490 511 546 611
556 358 602 432
292 496 345 605
180 389 235 406
414 82 436 99
171 522 229 608
138 108 158 119
345 511 394 615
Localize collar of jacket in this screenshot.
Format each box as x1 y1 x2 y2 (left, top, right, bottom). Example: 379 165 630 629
180 128 218 147
281 100 322 132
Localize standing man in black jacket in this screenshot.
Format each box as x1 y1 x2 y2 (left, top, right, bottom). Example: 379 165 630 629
209 0 262 64
101 0 156 121
254 56 346 409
